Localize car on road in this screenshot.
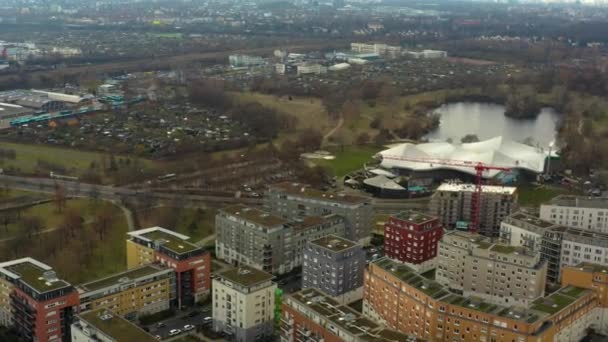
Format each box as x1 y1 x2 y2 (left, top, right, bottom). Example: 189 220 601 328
168 329 182 336
203 317 213 325
155 322 166 328
184 324 195 331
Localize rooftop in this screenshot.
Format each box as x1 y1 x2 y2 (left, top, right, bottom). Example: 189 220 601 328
290 214 343 231
79 265 168 292
129 227 200 254
546 195 608 210
436 182 517 195
392 210 436 224
221 205 288 227
289 288 410 342
573 262 608 275
530 286 589 314
79 310 156 342
309 235 360 252
217 265 274 288
5 261 70 293
506 212 557 229
269 182 369 205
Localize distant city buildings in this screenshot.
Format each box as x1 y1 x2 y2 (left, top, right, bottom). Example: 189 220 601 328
228 54 264 68
302 235 365 304
215 205 345 274
212 266 276 341
383 211 443 272
430 182 518 237
265 182 373 243
540 195 608 233
126 227 211 308
436 231 547 306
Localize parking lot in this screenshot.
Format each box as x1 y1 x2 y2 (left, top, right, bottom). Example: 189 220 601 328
145 304 213 340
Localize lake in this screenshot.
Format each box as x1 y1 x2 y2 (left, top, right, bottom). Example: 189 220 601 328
423 102 561 147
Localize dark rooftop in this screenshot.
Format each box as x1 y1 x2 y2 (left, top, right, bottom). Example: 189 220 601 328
309 235 359 252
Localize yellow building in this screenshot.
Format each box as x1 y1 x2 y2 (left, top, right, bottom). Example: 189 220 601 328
364 258 600 342
562 263 608 334
78 264 175 320
126 238 155 269
0 276 13 326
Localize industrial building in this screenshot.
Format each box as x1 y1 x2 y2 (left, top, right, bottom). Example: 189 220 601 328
281 288 412 342
383 211 443 272
216 205 346 275
265 182 373 243
77 264 175 320
540 195 608 234
71 309 157 342
363 257 603 342
296 63 327 76
0 258 80 342
350 42 403 59
429 182 518 236
436 231 547 307
126 227 211 308
212 266 276 342
302 235 365 304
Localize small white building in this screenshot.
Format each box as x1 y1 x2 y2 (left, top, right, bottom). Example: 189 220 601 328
540 195 608 234
212 266 276 342
228 54 264 67
296 63 327 76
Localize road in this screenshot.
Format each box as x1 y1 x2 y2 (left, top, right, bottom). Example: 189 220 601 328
146 305 213 340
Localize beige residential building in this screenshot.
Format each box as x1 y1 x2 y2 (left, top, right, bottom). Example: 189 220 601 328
436 231 547 307
430 183 518 237
212 265 276 342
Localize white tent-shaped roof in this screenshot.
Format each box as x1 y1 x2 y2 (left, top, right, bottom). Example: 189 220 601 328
377 136 547 178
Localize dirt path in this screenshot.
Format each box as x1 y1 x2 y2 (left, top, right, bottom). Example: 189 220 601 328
323 116 344 144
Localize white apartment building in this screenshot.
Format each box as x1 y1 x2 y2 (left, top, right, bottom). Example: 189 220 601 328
540 195 608 234
560 228 608 269
212 266 276 342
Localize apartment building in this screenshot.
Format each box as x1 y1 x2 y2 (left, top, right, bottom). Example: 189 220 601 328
280 288 412 342
384 211 443 272
302 235 365 304
540 195 608 233
126 227 211 308
500 212 565 285
350 42 403 58
560 227 608 270
436 231 546 306
429 183 518 237
265 182 373 243
216 205 346 274
212 266 276 342
364 257 599 342
228 54 264 67
78 265 175 320
71 309 156 342
0 258 80 342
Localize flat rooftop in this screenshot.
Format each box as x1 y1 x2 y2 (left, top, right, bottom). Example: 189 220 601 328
573 262 608 274
446 231 530 256
221 205 288 227
530 286 589 315
547 195 608 209
392 210 436 224
130 227 200 254
309 235 359 252
79 265 168 292
437 183 517 195
290 214 343 231
218 265 274 288
269 182 369 205
79 310 156 341
6 261 70 293
289 288 409 342
507 212 557 229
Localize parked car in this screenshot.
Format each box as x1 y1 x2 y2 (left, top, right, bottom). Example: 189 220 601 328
203 317 213 325
184 324 195 331
155 322 166 328
168 329 182 336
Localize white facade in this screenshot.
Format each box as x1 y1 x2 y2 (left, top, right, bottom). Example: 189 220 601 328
228 54 264 67
296 63 327 76
540 197 608 234
560 236 608 269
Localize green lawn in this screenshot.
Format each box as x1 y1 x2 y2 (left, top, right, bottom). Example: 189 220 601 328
136 207 216 242
518 186 577 207
313 145 382 177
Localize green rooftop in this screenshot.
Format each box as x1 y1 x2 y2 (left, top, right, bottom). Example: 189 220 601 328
530 287 588 314
218 265 274 287
393 211 436 224
80 265 168 291
141 229 200 254
80 310 156 341
490 244 520 254
8 262 70 293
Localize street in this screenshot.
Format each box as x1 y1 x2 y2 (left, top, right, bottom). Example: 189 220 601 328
145 304 213 340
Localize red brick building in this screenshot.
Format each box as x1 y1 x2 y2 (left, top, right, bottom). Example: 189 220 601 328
383 211 443 270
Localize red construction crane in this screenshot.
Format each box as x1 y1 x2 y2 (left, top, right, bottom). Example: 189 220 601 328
380 154 511 232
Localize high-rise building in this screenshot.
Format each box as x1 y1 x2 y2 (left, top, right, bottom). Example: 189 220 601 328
364 257 599 342
429 183 518 237
436 231 546 306
71 309 157 342
281 288 412 342
265 182 373 243
302 235 365 304
383 211 443 272
216 205 345 274
212 266 276 342
540 195 608 233
126 227 211 308
0 258 80 342
77 265 175 320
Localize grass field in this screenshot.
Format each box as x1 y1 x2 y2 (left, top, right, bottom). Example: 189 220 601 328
518 185 577 207
136 207 216 242
312 145 382 177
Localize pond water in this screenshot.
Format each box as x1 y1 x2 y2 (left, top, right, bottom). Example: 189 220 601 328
423 102 561 147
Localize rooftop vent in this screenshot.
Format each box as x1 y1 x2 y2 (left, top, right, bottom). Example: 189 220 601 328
99 313 113 321
118 277 130 283
237 268 251 276
42 271 58 284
